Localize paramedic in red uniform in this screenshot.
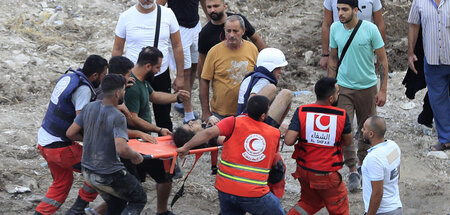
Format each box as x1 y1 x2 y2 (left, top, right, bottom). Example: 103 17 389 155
285 77 353 215
34 55 108 215
177 95 285 215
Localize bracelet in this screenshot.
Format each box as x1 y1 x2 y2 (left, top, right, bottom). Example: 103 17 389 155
158 127 162 135
322 54 329 57
176 94 182 103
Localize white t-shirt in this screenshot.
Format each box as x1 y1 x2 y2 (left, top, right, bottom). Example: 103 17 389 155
323 0 382 23
362 140 402 214
115 5 179 76
38 85 92 146
238 77 270 104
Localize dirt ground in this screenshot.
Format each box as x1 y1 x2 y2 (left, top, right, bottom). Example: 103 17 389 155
0 0 448 214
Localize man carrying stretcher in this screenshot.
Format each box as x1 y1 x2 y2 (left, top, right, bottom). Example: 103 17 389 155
176 95 285 215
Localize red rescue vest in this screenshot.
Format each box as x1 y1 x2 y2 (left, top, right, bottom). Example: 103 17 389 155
215 116 280 197
292 104 346 173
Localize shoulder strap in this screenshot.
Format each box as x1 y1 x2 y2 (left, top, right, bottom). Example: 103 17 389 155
153 4 162 48
337 20 362 73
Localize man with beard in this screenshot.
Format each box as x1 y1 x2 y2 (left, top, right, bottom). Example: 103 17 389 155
361 116 402 215
124 46 189 215
177 95 285 215
328 0 389 192
284 77 352 215
320 0 386 192
66 74 147 215
320 0 386 70
35 55 107 215
113 0 185 133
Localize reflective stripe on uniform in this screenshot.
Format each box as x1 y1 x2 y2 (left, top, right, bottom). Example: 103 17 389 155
293 205 309 215
217 169 267 186
219 159 270 174
83 183 96 193
42 197 63 208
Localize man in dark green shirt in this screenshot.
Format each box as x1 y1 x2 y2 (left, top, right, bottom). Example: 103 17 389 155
124 46 189 215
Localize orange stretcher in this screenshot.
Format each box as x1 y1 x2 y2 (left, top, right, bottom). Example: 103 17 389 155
128 136 222 208
127 136 221 174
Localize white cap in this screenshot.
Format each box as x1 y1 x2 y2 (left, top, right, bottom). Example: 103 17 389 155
256 48 288 72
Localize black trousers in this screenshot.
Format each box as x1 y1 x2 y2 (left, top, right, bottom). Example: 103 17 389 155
149 69 173 132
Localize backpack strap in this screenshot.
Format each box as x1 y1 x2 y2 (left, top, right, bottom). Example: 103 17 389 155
337 19 363 74
153 4 161 48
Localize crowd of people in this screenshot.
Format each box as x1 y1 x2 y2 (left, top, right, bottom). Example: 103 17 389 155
33 0 448 214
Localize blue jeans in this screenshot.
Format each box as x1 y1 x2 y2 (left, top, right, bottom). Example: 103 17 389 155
424 58 450 144
218 190 285 215
82 168 147 215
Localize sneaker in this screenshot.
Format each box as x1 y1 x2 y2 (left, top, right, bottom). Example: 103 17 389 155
173 164 183 180
420 123 433 136
183 112 200 124
347 172 361 192
84 208 100 215
174 103 184 114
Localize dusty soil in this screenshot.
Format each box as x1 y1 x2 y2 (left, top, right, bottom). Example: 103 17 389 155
0 0 448 214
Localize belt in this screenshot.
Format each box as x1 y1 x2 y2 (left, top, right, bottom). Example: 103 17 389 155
314 172 333 176
43 141 74 149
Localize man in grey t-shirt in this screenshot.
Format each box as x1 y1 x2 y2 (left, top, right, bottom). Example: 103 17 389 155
67 74 146 214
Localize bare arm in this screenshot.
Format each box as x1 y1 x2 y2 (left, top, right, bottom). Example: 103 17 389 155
197 53 206 80
367 180 384 215
199 78 212 121
320 8 333 70
328 48 338 78
176 126 221 158
112 35 125 57
284 130 299 146
249 33 266 52
150 90 189 104
408 23 420 74
373 9 386 43
128 129 157 143
66 122 83 142
374 46 388 107
340 133 353 147
115 137 143 164
127 112 162 134
171 31 185 91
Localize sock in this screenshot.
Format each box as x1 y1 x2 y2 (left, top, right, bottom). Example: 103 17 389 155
184 112 195 122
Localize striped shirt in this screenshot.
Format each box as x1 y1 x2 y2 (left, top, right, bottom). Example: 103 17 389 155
408 0 450 65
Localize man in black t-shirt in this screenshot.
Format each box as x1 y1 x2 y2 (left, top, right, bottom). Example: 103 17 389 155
197 0 266 92
158 0 208 123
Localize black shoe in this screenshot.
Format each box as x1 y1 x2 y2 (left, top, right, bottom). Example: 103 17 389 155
211 165 218 175
157 211 176 215
66 196 89 215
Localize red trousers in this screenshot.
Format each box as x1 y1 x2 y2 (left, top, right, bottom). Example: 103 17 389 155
287 167 349 215
36 143 97 215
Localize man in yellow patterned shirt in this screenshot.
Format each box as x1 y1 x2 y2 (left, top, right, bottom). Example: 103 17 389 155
200 15 258 122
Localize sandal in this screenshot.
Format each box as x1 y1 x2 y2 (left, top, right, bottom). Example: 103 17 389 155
429 143 450 151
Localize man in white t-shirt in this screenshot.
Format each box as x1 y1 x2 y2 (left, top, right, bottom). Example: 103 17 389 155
112 0 184 132
361 116 403 215
237 48 292 129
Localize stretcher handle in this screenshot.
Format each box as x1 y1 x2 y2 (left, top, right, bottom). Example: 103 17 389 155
188 146 222 155
142 146 222 160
